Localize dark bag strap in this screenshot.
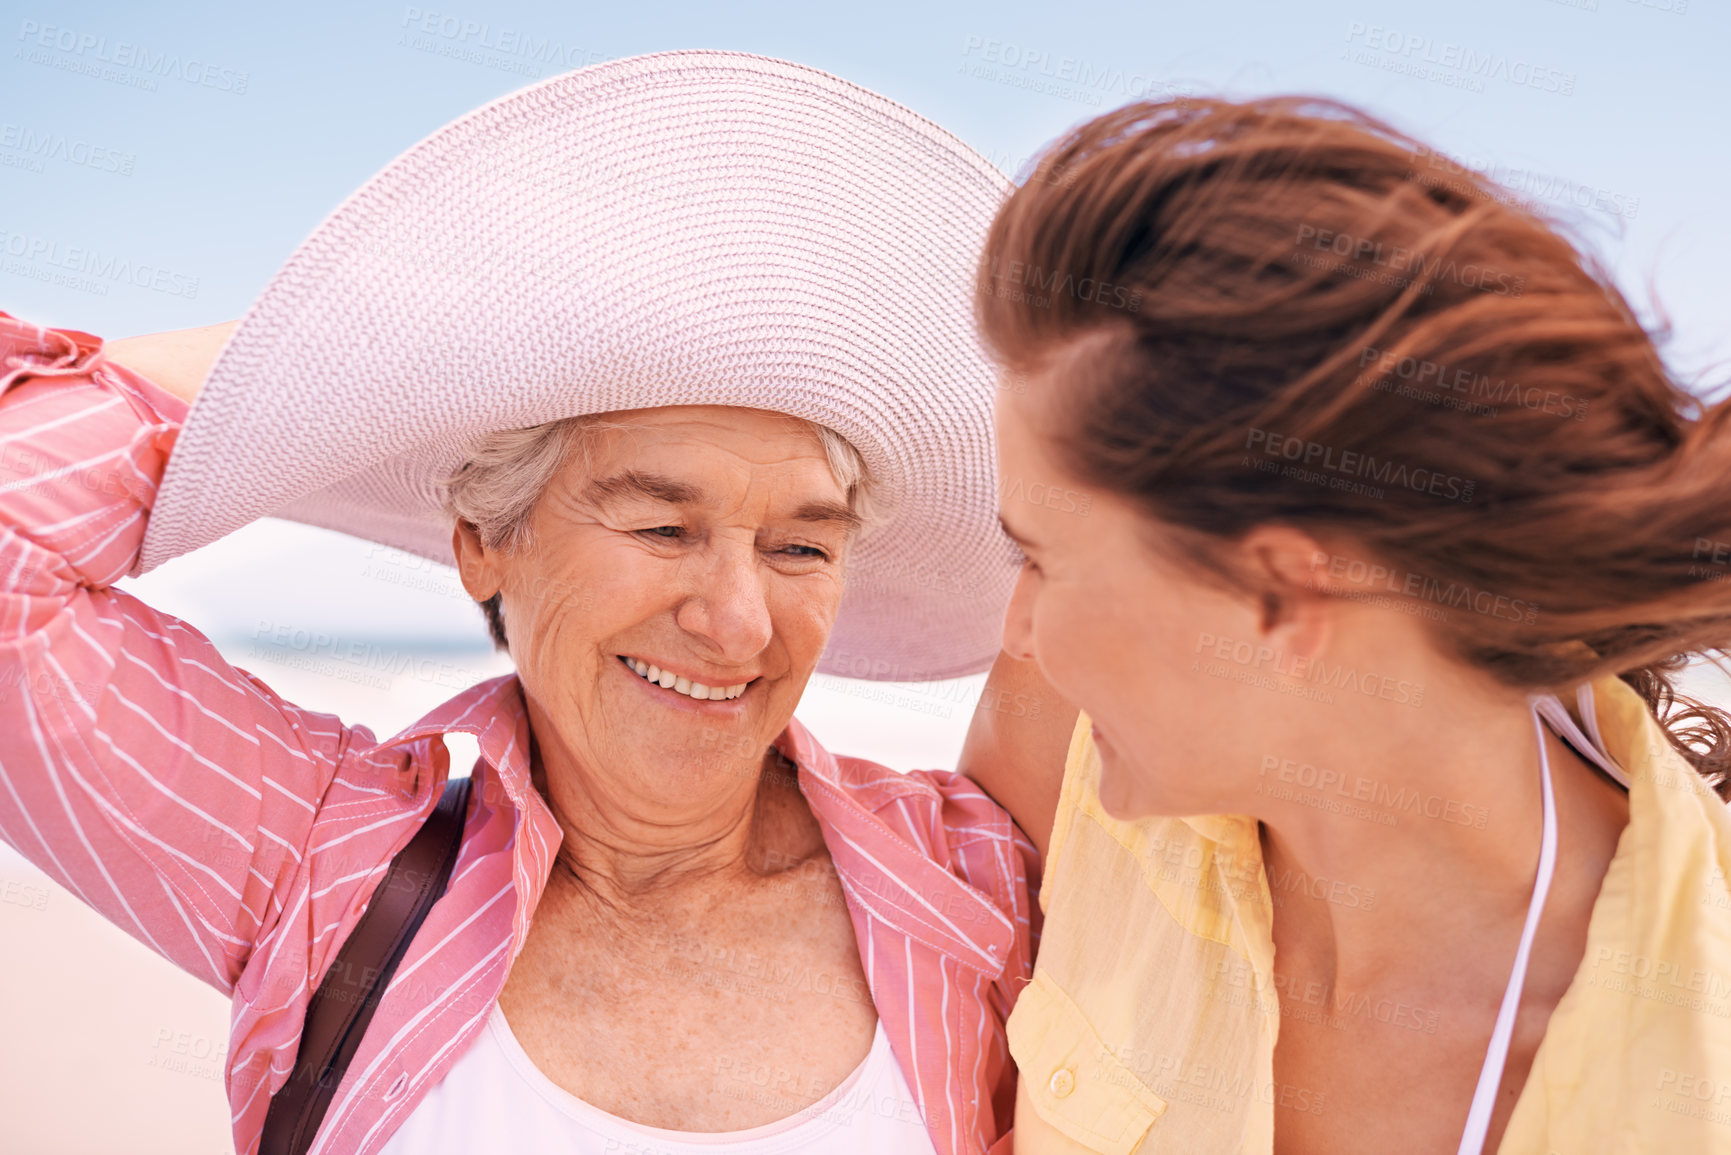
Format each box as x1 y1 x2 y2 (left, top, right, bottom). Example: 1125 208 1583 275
259 773 473 1155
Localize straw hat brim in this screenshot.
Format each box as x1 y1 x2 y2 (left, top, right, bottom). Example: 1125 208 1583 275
139 50 1018 681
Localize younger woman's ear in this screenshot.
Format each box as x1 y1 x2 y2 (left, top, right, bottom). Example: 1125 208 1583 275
1239 524 1336 659
451 520 502 602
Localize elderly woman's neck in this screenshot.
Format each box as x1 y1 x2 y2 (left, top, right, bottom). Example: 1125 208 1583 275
530 737 825 907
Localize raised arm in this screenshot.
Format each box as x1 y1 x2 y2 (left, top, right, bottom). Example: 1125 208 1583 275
0 311 393 996
103 319 239 403
956 650 1078 864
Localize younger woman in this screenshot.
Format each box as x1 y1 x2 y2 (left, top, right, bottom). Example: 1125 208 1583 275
963 97 1731 1154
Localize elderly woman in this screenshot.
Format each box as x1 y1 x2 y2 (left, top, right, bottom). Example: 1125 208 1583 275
0 53 1032 1155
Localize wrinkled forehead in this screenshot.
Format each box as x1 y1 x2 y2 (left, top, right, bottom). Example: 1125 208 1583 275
571 404 832 476
550 404 852 521
579 403 823 447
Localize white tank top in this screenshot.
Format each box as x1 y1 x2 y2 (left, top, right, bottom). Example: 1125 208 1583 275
377 1000 940 1155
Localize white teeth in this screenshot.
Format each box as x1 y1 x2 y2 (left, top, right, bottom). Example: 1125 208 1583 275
621 657 747 700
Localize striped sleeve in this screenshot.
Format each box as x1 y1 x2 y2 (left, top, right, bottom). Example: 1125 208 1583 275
915 768 1041 1139
0 312 375 996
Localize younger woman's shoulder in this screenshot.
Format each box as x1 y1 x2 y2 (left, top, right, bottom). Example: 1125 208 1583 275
830 755 1020 840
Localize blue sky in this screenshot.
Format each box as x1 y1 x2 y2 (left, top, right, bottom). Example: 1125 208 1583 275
5 0 1728 750
8 0 1725 361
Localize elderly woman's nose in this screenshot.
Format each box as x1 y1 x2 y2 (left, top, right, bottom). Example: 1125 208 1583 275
673 546 776 658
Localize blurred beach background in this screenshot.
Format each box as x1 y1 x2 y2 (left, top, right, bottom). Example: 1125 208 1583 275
3 0 1729 1149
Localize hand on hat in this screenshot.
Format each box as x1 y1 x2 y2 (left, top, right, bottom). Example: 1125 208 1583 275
104 320 239 405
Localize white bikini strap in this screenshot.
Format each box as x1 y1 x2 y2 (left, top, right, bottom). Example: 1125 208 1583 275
1529 684 1630 789
1455 695 1560 1155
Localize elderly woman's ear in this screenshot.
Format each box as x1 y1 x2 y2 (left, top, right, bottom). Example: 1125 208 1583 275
452 519 503 603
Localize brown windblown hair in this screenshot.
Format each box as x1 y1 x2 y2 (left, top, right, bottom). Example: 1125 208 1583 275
976 96 1731 797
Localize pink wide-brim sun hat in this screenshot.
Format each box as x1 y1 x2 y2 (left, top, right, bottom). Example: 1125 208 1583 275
139 50 1020 681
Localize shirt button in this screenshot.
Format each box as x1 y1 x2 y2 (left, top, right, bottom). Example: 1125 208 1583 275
1048 1067 1076 1099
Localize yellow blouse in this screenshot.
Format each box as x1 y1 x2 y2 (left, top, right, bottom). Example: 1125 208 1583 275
1007 674 1731 1153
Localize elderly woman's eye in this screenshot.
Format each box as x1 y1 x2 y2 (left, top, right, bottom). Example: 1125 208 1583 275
642 525 683 539
780 544 829 560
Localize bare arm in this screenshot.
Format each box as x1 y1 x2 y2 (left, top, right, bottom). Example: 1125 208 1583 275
957 651 1078 864
102 319 238 404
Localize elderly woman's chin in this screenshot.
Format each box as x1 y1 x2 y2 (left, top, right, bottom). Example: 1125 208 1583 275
599 647 777 761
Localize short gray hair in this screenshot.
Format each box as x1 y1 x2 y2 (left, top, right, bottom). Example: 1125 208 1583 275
442 413 877 647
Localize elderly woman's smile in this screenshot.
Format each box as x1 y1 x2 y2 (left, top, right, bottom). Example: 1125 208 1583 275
616 656 752 702
452 403 863 807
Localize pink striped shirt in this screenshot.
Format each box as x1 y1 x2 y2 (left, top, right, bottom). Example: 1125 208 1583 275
0 313 1036 1155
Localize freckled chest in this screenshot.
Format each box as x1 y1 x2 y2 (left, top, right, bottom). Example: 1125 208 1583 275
498 854 878 1130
